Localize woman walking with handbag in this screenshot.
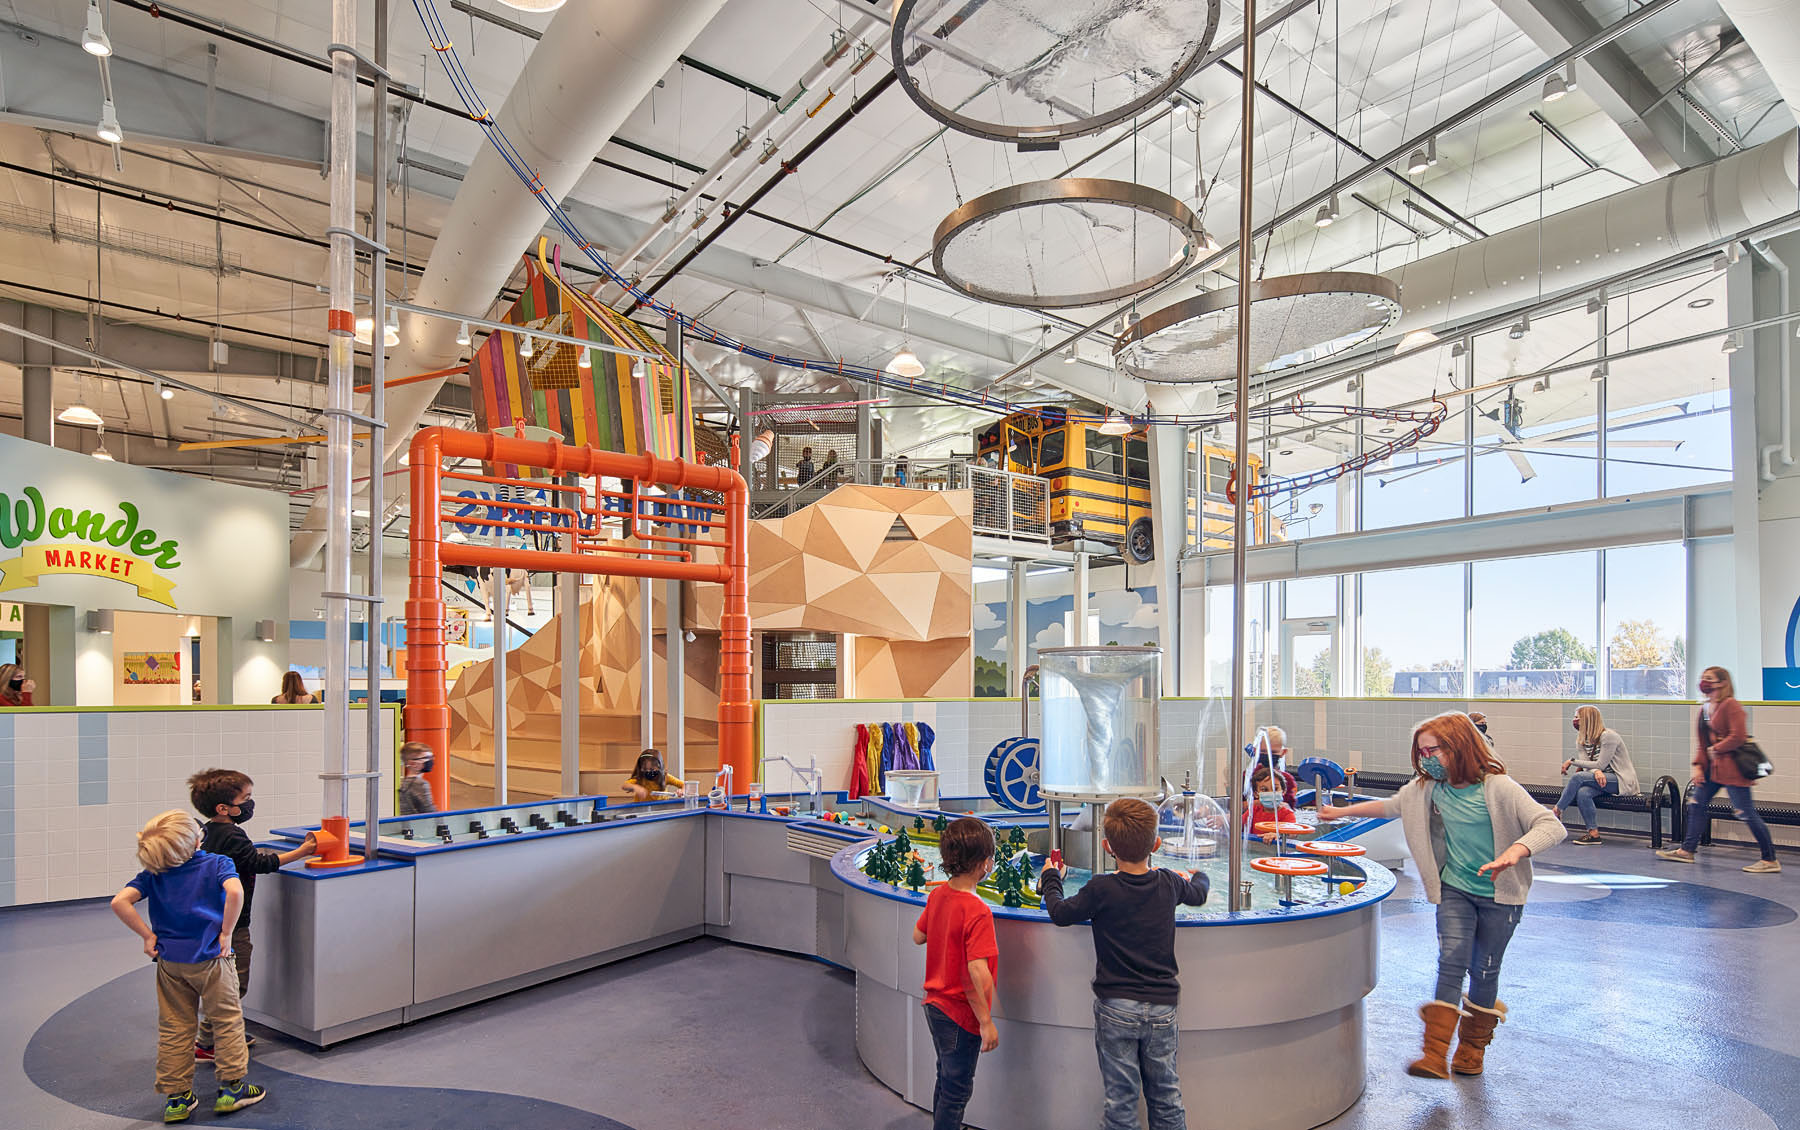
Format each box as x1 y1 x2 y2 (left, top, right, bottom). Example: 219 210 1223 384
1553 706 1640 845
1657 666 1780 873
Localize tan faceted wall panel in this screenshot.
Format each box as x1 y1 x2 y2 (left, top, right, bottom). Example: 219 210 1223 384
853 636 974 699
691 484 973 641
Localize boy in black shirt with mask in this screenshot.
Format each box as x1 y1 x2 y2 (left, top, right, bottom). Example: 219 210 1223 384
186 769 315 1062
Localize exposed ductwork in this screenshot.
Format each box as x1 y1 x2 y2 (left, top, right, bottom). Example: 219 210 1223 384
291 0 731 566
1715 0 1800 129
1383 133 1799 336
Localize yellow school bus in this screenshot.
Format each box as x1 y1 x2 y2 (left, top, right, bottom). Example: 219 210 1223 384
974 410 1272 561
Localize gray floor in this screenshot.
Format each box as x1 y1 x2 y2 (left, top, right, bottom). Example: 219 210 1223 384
5 839 1796 1129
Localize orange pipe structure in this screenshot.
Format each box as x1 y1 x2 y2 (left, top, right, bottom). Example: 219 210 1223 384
405 428 752 809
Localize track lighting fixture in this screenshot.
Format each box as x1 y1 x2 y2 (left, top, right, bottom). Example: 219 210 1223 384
577 347 592 371
518 333 533 357
355 317 399 348
1405 137 1437 176
1590 366 1606 382
1450 340 1468 358
1314 193 1342 228
1721 332 1741 355
455 321 472 347
1062 344 1078 364
1542 64 1576 104
631 359 647 381
1508 314 1531 340
82 0 113 57
96 99 123 145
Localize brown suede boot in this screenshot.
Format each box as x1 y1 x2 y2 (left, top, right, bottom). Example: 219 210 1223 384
1451 999 1507 1076
1405 1000 1468 1078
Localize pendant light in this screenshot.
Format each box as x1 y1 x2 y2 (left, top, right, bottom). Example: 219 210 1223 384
59 398 103 427
82 0 113 56
887 277 926 378
1098 413 1132 436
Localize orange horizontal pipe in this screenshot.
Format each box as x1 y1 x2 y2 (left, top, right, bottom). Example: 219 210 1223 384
406 427 752 809
179 431 369 452
354 364 467 394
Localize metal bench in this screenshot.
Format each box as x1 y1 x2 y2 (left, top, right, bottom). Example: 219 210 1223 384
1352 771 1683 850
1682 781 1800 847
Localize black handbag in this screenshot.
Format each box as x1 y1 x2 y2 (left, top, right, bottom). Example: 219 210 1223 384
1733 740 1774 781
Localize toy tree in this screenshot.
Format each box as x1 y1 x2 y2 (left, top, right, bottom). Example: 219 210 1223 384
895 828 912 855
913 815 926 832
1002 885 1023 908
905 857 927 892
932 814 948 834
1007 825 1027 852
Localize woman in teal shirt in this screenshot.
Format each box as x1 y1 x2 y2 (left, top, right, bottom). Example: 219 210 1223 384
1322 712 1564 1081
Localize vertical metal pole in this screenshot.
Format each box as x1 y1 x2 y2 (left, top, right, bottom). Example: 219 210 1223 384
560 475 580 796
363 0 390 841
492 566 508 804
322 0 358 825
1226 0 1258 913
1007 560 1029 697
21 304 53 445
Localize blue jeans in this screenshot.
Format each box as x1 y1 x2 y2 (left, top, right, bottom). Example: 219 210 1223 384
1682 779 1776 860
1094 997 1185 1130
1435 884 1523 1009
924 1004 981 1130
1556 770 1620 830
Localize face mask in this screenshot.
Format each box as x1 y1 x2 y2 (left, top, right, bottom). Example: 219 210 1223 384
1257 791 1282 810
1474 721 1488 734
1572 720 1580 731
1699 681 1716 694
1418 756 1448 781
6 676 20 691
229 798 255 825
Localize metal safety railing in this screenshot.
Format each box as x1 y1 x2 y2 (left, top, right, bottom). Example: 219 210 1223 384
751 458 1049 543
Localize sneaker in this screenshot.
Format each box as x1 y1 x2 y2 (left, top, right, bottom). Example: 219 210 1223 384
1743 859 1782 874
193 1044 214 1063
214 1080 266 1114
163 1091 198 1123
1573 832 1602 846
244 1033 257 1049
1656 847 1696 863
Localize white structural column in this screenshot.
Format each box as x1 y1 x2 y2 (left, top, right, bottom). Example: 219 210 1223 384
1070 553 1090 646
1007 562 1029 696
1726 255 1765 680
1146 423 1188 694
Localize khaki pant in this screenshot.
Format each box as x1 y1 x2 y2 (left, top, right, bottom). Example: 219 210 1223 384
155 956 247 1094
196 926 253 1048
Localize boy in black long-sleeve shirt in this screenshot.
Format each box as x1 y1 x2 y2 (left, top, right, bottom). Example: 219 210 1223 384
1040 797 1208 1130
187 769 314 1061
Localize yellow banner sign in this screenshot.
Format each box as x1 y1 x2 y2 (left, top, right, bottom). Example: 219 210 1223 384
0 543 178 608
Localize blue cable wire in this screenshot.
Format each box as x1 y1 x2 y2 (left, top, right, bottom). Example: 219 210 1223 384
405 0 1447 499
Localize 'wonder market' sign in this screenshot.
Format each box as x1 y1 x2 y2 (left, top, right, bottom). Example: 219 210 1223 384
0 486 180 608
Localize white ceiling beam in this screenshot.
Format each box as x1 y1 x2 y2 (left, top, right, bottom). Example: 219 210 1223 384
1491 0 1722 174
0 20 326 168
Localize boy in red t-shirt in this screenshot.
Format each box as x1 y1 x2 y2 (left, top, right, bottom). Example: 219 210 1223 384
911 817 999 1130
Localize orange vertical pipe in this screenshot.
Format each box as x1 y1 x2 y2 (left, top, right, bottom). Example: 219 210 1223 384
405 428 451 808
717 436 753 790
403 427 752 807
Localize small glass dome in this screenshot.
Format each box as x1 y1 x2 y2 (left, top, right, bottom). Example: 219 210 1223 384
1157 789 1229 861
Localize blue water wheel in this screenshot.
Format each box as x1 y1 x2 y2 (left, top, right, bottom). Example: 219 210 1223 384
984 737 1043 813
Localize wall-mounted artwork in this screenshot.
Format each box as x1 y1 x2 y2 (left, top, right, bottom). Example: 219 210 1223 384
122 651 181 685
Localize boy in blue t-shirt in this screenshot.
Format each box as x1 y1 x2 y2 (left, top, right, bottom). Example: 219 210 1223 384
111 810 268 1123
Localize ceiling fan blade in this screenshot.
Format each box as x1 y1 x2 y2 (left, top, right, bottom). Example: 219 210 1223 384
1504 449 1537 482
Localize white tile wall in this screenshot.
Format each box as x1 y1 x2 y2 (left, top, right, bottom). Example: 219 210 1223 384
1 706 399 907
759 696 1800 847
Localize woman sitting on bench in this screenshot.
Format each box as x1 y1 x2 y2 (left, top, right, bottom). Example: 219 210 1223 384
1553 706 1639 845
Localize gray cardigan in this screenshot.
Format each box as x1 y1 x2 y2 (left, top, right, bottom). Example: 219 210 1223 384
1570 729 1640 796
1380 775 1566 906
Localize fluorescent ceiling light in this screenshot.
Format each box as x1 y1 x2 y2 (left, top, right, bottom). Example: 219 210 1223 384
1395 329 1438 354
82 0 113 56
59 400 103 427
887 347 925 378
354 316 399 348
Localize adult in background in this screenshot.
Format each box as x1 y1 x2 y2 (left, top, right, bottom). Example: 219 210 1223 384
1320 712 1564 1079
271 672 319 705
1657 666 1780 872
795 446 816 486
1554 705 1640 845
0 663 34 706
